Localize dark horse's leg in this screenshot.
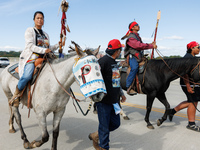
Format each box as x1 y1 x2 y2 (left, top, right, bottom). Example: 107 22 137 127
156 93 170 126
145 93 156 129
12 106 31 148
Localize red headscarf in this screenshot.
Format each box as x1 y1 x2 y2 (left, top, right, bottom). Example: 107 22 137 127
125 21 138 35
187 41 199 50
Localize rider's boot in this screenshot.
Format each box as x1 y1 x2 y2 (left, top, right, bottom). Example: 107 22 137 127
89 131 100 150
9 86 21 107
127 86 137 95
100 148 108 150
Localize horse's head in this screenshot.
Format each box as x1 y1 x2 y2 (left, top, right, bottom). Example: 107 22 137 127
70 41 106 102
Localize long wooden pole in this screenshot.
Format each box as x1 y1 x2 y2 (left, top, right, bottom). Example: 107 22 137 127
151 10 161 59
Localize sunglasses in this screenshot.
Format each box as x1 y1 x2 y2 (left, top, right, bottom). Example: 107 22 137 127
198 46 200 49
194 46 200 49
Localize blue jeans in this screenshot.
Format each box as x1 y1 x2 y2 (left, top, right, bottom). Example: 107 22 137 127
18 63 35 91
126 57 138 88
96 102 120 149
59 53 64 58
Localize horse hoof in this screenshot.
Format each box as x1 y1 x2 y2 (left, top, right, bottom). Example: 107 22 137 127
24 141 31 149
93 110 98 114
123 116 130 120
147 124 154 129
9 129 16 133
157 119 162 126
30 140 42 148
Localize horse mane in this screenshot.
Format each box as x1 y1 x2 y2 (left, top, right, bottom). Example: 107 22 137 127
51 48 95 65
51 41 97 65
149 57 199 71
51 52 77 64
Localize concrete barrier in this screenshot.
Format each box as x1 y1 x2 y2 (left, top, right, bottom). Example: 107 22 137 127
8 57 19 63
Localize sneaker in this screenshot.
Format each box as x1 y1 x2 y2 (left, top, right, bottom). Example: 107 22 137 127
186 124 200 132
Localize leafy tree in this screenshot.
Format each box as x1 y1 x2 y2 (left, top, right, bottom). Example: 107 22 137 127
0 51 21 57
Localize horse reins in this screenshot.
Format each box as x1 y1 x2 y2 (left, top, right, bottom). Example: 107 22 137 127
69 88 93 116
44 53 95 115
28 52 88 117
155 49 200 112
155 49 200 85
44 54 81 102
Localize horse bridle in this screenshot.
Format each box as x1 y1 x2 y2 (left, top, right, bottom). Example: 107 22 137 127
45 54 96 115
155 49 200 85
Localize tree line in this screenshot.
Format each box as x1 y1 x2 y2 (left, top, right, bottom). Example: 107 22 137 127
0 50 181 59
0 51 21 57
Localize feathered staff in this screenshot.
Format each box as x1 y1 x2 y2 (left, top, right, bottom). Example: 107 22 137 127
151 10 161 59
58 0 70 58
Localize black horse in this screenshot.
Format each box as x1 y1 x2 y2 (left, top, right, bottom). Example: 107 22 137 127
120 57 200 129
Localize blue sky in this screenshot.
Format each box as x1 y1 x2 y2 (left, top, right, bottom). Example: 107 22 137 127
0 0 199 57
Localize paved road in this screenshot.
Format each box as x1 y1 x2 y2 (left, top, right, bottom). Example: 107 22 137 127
0 67 200 150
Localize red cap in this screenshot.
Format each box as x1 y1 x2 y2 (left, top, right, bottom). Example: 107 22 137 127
187 41 199 49
107 39 122 50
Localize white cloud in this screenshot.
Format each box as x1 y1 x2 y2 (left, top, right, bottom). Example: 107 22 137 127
0 0 57 16
142 35 184 42
0 46 22 51
142 37 153 42
154 45 186 57
158 46 172 50
163 35 184 40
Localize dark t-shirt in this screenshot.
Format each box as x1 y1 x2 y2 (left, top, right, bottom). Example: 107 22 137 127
98 55 121 104
180 53 200 102
34 28 49 48
180 53 193 85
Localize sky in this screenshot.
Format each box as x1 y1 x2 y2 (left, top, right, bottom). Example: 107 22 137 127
0 0 200 57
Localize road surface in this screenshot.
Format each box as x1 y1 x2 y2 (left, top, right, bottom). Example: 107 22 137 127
0 67 200 150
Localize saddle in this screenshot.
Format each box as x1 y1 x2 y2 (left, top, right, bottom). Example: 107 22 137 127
8 58 46 85
8 58 46 109
121 55 148 94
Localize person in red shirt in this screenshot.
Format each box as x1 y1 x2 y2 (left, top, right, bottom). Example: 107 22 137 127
122 21 157 95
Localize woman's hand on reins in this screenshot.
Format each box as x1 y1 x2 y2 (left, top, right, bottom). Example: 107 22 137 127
45 48 52 53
